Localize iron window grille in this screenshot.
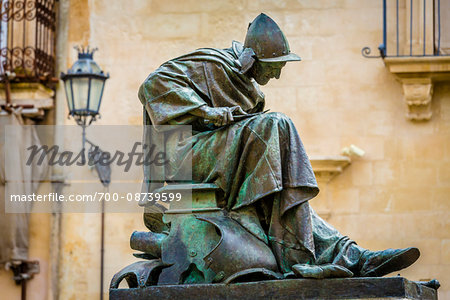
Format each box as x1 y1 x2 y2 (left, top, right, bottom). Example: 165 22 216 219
0 0 57 85
363 0 450 58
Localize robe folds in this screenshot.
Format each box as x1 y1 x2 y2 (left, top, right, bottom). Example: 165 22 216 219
138 41 319 212
138 42 374 275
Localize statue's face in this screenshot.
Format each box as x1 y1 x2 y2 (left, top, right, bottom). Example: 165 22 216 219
249 61 286 85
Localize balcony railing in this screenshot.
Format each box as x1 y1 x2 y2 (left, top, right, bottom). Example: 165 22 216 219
0 0 57 84
363 0 450 58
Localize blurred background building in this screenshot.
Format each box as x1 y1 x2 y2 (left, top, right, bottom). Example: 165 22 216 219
0 0 449 299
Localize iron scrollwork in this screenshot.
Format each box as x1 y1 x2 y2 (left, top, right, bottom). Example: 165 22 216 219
0 0 56 83
361 46 385 59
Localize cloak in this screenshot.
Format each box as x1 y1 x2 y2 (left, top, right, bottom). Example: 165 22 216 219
138 41 318 212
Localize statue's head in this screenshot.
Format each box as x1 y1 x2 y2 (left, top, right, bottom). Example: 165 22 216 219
244 13 300 85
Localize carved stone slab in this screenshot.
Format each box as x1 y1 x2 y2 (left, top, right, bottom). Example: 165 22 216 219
384 56 450 121
110 277 437 300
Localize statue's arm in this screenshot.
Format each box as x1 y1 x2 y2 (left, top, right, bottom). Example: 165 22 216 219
189 105 247 127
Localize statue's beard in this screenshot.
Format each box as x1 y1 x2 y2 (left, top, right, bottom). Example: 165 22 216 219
254 75 270 85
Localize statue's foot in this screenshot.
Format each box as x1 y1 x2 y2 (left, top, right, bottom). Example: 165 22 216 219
292 264 353 279
359 247 420 277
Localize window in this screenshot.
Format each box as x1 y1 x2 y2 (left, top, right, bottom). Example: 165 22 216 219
0 0 57 84
363 0 450 57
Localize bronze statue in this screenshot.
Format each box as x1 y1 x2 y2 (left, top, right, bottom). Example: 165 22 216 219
111 13 420 287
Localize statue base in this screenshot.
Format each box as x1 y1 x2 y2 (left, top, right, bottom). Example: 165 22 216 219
109 277 438 300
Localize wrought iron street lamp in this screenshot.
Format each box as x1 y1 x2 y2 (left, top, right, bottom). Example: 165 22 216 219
60 47 110 300
61 46 109 126
60 46 109 161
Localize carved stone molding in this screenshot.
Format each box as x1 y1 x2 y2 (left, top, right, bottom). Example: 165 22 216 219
309 155 351 183
0 82 54 117
401 78 433 120
384 56 450 121
0 83 54 106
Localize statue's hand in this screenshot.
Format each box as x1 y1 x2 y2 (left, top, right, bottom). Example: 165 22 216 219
190 105 248 127
205 106 247 127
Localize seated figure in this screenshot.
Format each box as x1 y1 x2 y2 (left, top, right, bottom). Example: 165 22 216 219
135 13 419 282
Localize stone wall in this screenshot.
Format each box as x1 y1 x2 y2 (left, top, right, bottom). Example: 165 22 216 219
63 0 450 299
2 0 448 299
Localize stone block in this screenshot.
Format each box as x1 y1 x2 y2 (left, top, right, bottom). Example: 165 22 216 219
284 9 375 38
110 277 438 300
356 239 404 252
396 138 417 161
383 137 402 160
432 188 450 211
363 111 395 136
321 82 372 112
329 59 388 86
372 161 400 186
410 135 445 161
394 114 435 135
327 214 363 239
199 13 246 44
328 162 354 189
391 213 444 240
68 0 90 44
357 214 396 240
341 0 386 8
329 214 395 241
247 0 296 11
292 110 342 138
141 14 201 39
287 37 313 61
438 162 450 186
309 191 328 209
358 188 393 213
152 0 246 13
445 136 450 161
351 161 373 186
297 85 335 110
398 161 437 187
441 240 450 264
440 215 450 239
300 136 341 157
263 87 298 114
284 11 321 37
329 187 359 213
309 189 331 220
390 188 431 212
282 61 327 86
310 35 346 61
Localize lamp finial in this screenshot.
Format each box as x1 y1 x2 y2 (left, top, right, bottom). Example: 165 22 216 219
74 45 98 59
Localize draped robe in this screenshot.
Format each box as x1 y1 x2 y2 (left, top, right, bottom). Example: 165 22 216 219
138 41 339 272
138 41 318 210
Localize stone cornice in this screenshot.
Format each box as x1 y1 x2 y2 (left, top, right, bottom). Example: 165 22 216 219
309 155 351 182
0 83 54 117
384 56 450 121
384 56 450 79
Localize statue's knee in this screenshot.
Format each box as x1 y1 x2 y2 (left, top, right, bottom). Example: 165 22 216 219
265 112 293 125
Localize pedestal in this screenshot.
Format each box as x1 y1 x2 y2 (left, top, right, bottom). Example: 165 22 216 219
109 277 438 300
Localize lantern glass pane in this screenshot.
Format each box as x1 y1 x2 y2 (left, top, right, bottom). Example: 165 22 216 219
89 78 104 113
89 61 102 73
72 77 89 112
64 80 73 111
